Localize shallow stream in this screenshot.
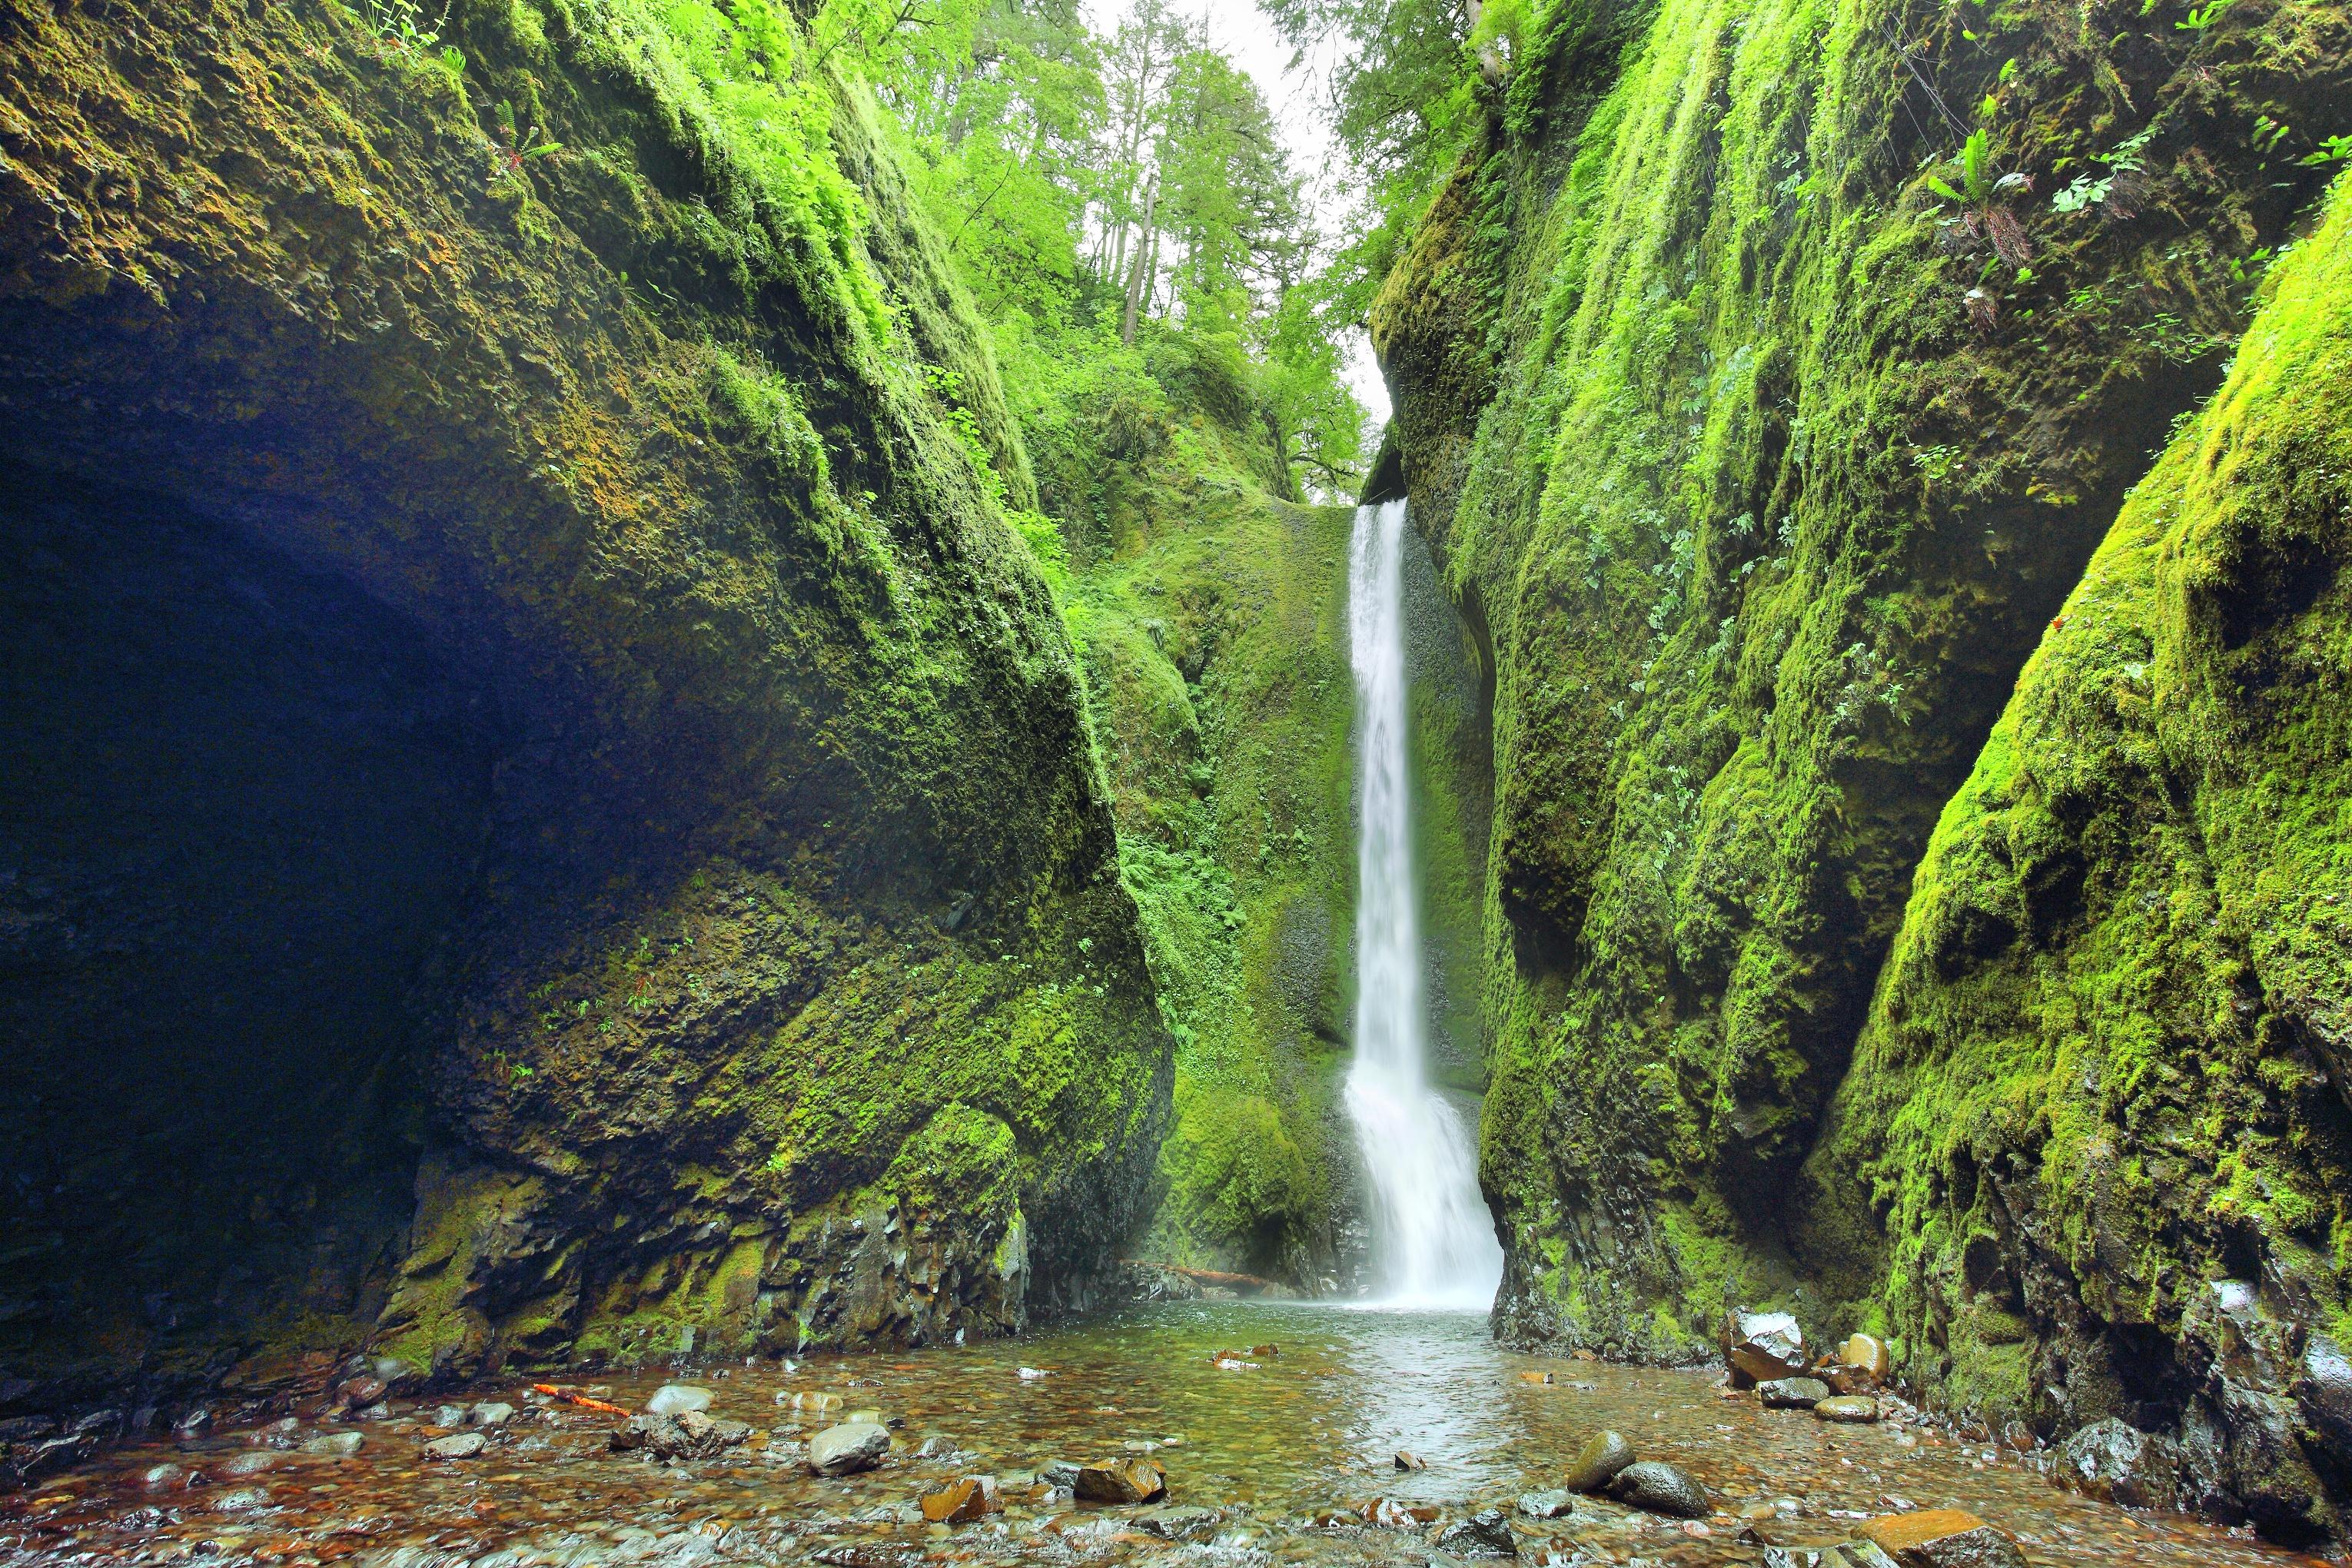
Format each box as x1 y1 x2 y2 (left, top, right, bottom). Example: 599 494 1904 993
1 1303 2332 1567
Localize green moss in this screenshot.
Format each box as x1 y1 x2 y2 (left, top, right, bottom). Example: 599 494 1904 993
1805 178 2352 1492
1376 0 2347 1354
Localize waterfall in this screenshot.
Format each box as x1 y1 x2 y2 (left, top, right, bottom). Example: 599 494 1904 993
1344 498 1504 1311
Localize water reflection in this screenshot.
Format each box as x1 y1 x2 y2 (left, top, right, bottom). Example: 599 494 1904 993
0 1301 2330 1568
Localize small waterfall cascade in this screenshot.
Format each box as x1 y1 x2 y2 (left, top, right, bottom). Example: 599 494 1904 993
1343 498 1504 1311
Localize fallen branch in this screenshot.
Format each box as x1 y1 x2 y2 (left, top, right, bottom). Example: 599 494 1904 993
533 1382 629 1414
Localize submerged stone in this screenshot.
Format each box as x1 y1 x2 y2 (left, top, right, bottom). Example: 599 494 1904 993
1759 1377 1832 1409
423 1431 487 1460
1435 1506 1519 1557
1814 1396 1881 1424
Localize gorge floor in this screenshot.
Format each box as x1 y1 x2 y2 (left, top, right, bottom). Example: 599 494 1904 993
0 1304 2326 1568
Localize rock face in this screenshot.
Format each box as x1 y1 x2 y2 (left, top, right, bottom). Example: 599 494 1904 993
1371 0 2352 1530
0 0 1168 1407
1759 1378 1830 1410
2055 1419 2182 1510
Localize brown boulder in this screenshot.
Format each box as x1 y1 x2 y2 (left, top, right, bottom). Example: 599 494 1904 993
1857 1508 2028 1568
1075 1457 1167 1503
920 1476 997 1523
1722 1310 1807 1387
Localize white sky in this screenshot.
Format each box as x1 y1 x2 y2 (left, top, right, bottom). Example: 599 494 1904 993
1084 0 1394 427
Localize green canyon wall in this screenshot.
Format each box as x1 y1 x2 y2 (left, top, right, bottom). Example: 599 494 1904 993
0 0 1168 1407
1374 0 2352 1536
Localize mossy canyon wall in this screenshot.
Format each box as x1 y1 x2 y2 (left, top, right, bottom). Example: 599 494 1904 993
1374 0 2352 1538
0 0 1170 1407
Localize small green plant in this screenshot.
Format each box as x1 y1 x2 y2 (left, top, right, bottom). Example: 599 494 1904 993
2176 0 2231 28
364 0 463 81
367 0 453 44
1927 128 1998 206
2301 133 2352 166
493 99 563 181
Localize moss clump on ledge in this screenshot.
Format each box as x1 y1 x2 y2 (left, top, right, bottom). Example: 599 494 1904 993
0 0 1167 1403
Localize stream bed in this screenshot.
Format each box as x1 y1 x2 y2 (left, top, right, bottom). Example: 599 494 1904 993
0 1302 2334 1568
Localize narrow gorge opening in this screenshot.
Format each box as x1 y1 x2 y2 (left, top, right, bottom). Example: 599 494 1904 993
0 469 501 1395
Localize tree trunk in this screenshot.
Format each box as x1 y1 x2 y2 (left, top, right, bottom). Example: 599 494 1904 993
1121 178 1158 345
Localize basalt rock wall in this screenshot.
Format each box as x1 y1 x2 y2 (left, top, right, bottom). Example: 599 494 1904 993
0 0 1168 1415
1374 0 2352 1536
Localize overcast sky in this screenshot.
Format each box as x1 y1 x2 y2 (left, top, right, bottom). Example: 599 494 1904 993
1083 0 1394 427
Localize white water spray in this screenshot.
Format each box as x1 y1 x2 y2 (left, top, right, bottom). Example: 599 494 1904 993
1344 499 1503 1311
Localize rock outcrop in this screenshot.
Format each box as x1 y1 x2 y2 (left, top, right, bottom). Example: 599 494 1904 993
0 0 1167 1410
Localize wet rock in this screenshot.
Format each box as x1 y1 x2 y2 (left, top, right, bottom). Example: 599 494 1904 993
1042 1460 1083 1490
1759 1377 1832 1409
919 1475 996 1523
340 1376 388 1407
1562 1429 1637 1493
468 1400 517 1427
1360 1497 1442 1527
0 1417 55 1443
1517 1489 1573 1519
1394 1450 1426 1470
423 1430 488 1460
171 1409 212 1440
219 1450 278 1476
1722 1309 1806 1387
1814 1396 1881 1423
1436 1507 1519 1557
2055 1417 2181 1509
1839 1334 1891 1387
808 1420 892 1477
432 1404 468 1427
1131 1503 1222 1540
1609 1459 1709 1518
613 1410 752 1461
72 1408 125 1442
1855 1508 2028 1567
301 1432 365 1457
1764 1546 1900 1568
141 1462 188 1489
646 1383 715 1416
1075 1455 1167 1503
212 1487 271 1513
15 1433 94 1480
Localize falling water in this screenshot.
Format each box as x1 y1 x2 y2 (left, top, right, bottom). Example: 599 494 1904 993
1344 498 1504 1311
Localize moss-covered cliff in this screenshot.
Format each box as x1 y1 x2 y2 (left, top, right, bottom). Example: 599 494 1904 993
0 0 1167 1407
1005 327 1487 1287
1806 173 2352 1540
1373 0 2350 1530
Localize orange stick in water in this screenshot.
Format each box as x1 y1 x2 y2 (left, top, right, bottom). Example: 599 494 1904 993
533 1383 629 1414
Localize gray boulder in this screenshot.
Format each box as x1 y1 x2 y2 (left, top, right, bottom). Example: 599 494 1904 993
2055 1417 2181 1510
808 1420 891 1477
646 1384 716 1416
